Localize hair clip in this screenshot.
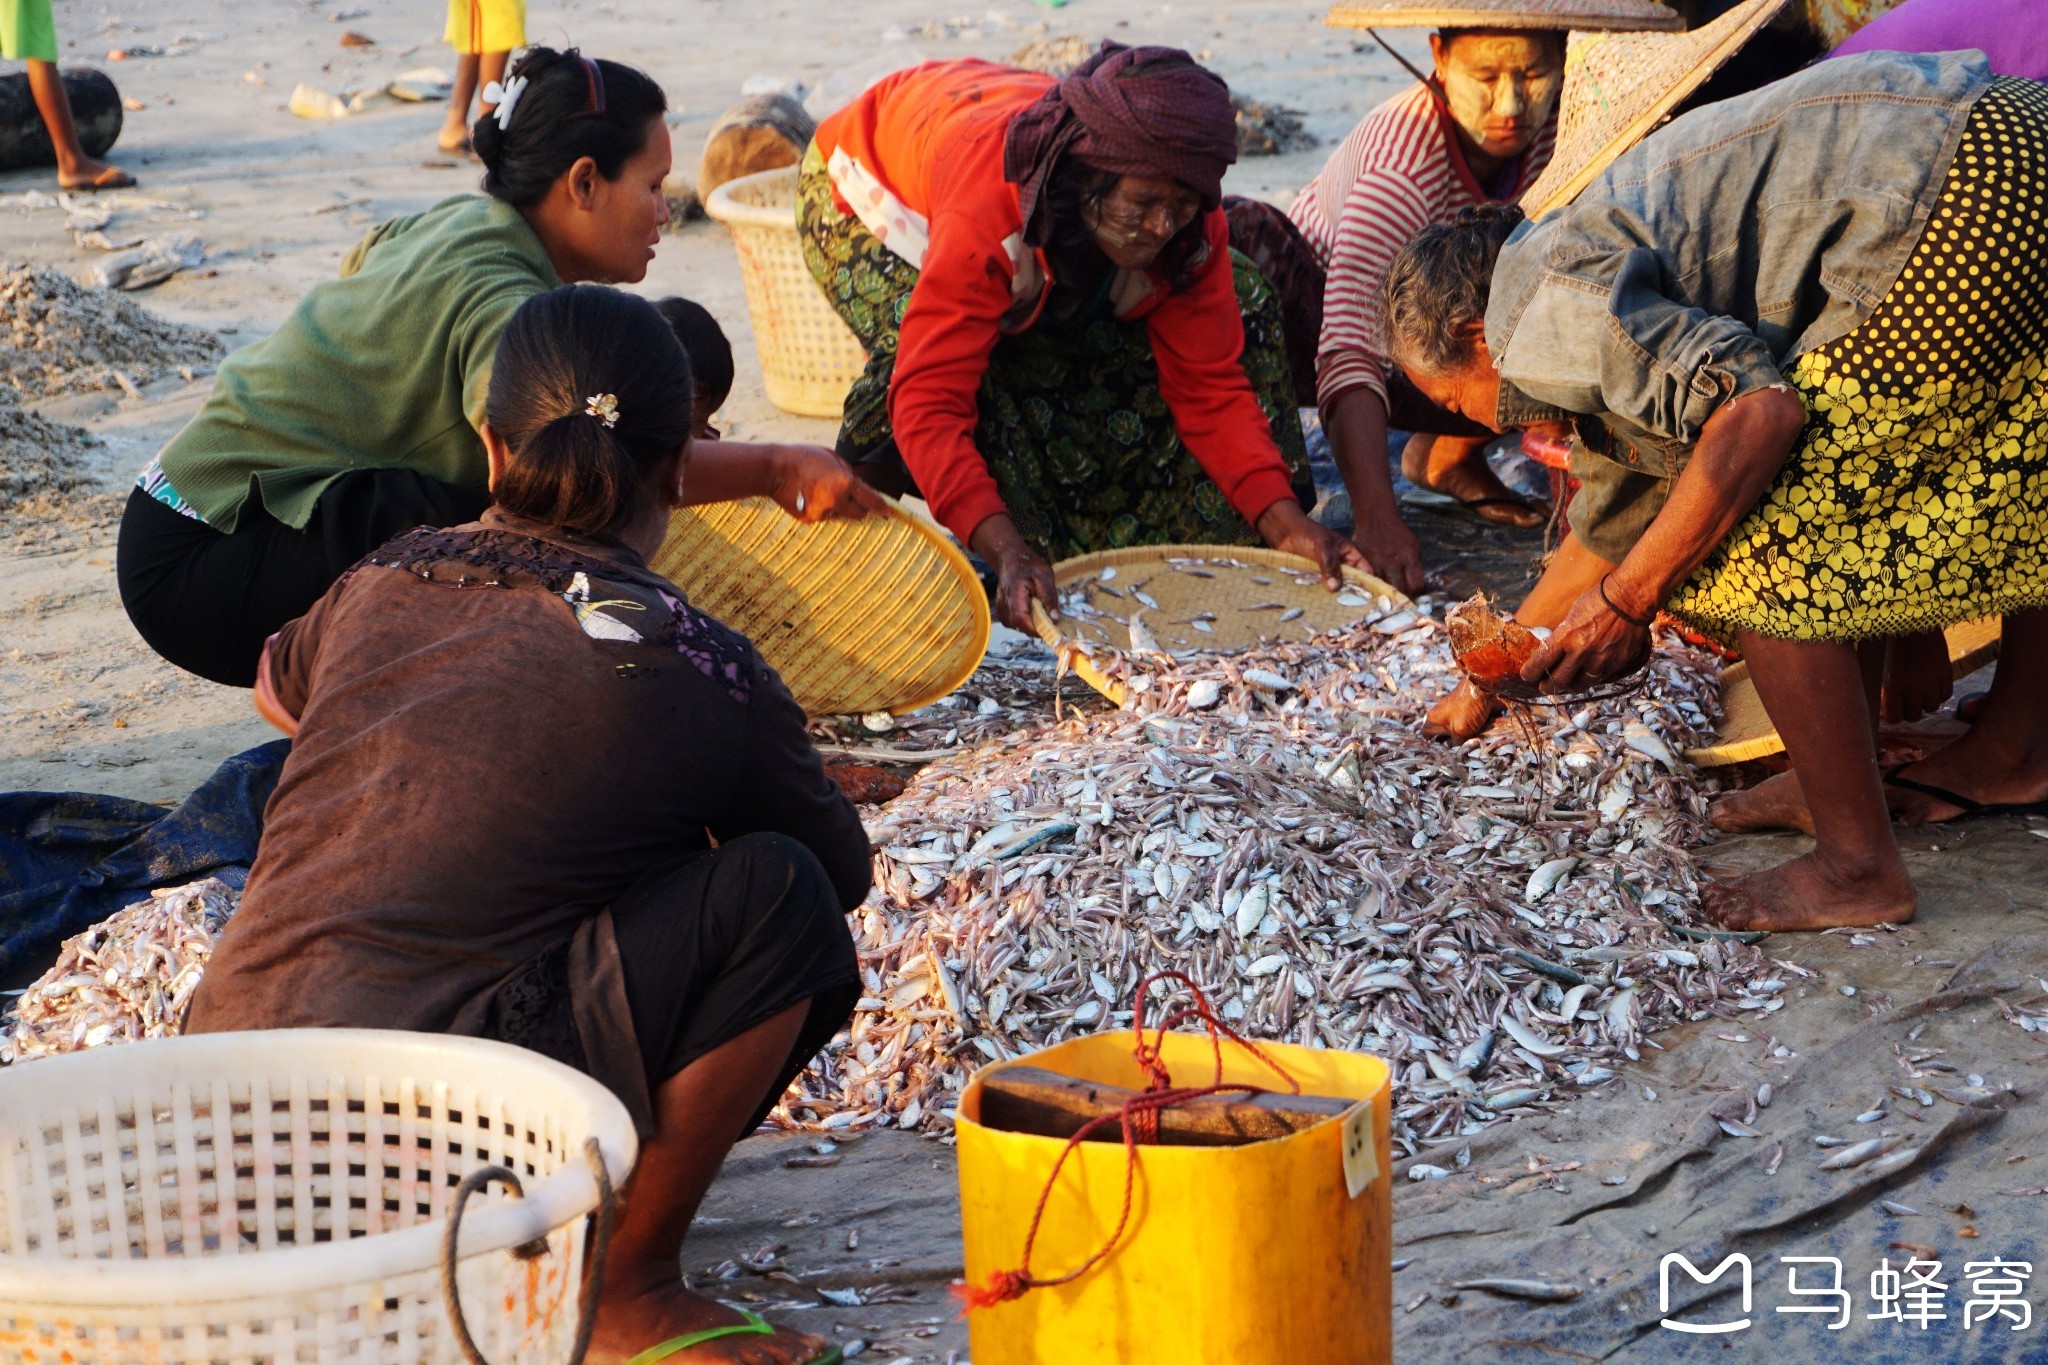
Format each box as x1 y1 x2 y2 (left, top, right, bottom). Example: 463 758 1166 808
585 393 620 428
482 73 529 131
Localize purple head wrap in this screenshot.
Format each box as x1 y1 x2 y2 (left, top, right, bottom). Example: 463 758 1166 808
1004 42 1239 248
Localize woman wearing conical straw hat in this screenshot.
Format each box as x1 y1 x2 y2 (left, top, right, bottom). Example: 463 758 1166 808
1269 0 1682 594
1383 50 2048 932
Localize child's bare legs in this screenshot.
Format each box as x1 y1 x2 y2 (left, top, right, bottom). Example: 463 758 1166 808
439 50 509 153
585 1001 832 1365
27 60 130 189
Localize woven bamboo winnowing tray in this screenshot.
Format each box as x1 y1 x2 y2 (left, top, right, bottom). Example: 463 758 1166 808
651 495 989 717
1326 0 1683 30
1031 545 1409 704
1685 616 2002 767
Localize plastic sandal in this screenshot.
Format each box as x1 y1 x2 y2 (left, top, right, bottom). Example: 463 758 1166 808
624 1308 843 1365
1884 764 2048 822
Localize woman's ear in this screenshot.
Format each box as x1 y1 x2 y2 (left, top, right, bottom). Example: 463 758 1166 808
665 438 691 510
1428 31 1451 82
481 420 511 491
566 154 602 210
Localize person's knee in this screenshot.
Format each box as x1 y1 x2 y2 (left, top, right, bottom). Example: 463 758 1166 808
718 832 843 931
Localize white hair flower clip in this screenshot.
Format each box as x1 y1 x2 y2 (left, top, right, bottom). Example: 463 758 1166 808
585 393 620 428
482 73 529 131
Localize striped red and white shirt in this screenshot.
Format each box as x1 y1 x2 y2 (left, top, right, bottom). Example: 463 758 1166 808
1290 82 1555 411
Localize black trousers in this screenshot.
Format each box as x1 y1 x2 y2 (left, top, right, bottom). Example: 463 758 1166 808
485 833 861 1139
115 470 489 688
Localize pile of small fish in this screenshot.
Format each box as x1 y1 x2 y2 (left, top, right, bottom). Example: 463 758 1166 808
0 877 236 1065
0 263 222 398
778 616 1780 1154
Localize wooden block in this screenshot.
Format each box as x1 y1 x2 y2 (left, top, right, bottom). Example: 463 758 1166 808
978 1066 1353 1147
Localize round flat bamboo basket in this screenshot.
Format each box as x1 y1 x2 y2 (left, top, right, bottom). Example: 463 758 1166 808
704 166 869 419
1685 617 2002 767
650 495 989 717
1326 0 1683 29
1031 545 1408 704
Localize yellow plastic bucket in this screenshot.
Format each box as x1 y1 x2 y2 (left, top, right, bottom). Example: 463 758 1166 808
956 1031 1393 1363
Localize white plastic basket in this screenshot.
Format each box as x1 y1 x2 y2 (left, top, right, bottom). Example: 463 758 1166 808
0 1029 637 1364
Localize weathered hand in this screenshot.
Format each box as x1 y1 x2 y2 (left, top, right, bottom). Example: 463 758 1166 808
968 513 1058 633
769 445 887 522
1257 500 1372 590
991 542 1057 633
1520 584 1652 694
1351 508 1426 597
1422 677 1499 741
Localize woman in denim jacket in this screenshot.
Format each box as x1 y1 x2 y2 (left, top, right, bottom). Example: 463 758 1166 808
1382 51 2048 932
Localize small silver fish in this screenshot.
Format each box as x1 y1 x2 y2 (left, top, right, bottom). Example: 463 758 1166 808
1457 1029 1496 1077
1861 1146 1922 1180
1819 1137 1898 1171
1449 1280 1582 1303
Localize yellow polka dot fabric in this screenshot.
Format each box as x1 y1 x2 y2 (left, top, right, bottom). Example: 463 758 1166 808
1669 78 2048 644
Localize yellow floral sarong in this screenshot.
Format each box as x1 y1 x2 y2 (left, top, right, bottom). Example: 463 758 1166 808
1669 78 2048 642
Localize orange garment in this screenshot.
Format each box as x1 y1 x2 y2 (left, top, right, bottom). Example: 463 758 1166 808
814 59 1300 547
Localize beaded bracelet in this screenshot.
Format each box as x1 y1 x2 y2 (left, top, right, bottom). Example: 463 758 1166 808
1599 574 1655 628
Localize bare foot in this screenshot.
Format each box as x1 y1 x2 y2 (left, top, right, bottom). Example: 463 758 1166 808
586 1275 831 1365
1708 771 1814 836
57 158 135 191
1423 678 1499 741
1401 434 1544 528
1703 851 1916 933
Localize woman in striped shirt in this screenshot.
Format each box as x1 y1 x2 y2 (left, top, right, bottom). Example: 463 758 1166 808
1290 28 1563 588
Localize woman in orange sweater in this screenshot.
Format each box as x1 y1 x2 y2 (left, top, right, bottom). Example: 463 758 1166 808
800 45 1367 627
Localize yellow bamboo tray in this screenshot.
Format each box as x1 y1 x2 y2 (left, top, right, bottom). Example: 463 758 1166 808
650 495 989 717
1685 617 2003 767
1030 545 1408 705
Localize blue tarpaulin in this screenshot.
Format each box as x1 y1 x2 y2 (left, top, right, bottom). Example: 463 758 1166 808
0 741 288 990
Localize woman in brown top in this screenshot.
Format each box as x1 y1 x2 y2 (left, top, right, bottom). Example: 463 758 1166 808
189 286 865 1365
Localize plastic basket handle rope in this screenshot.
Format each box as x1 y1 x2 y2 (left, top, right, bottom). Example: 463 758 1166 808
439 1135 619 1365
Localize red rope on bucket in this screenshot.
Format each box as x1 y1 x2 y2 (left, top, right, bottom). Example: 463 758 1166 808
954 970 1302 1313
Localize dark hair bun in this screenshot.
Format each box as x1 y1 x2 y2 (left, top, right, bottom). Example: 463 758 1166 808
486 285 695 538
472 47 668 206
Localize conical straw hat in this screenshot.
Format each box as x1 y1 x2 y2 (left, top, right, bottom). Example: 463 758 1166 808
1326 0 1683 32
649 495 989 718
1520 0 1795 218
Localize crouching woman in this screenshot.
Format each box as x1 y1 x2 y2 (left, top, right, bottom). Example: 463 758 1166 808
187 285 864 1365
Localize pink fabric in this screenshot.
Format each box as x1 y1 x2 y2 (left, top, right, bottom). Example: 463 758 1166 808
1828 0 2048 81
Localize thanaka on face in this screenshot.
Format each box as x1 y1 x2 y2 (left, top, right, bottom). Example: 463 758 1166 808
1429 31 1563 169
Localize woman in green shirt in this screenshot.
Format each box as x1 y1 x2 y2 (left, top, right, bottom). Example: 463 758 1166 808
117 46 871 688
